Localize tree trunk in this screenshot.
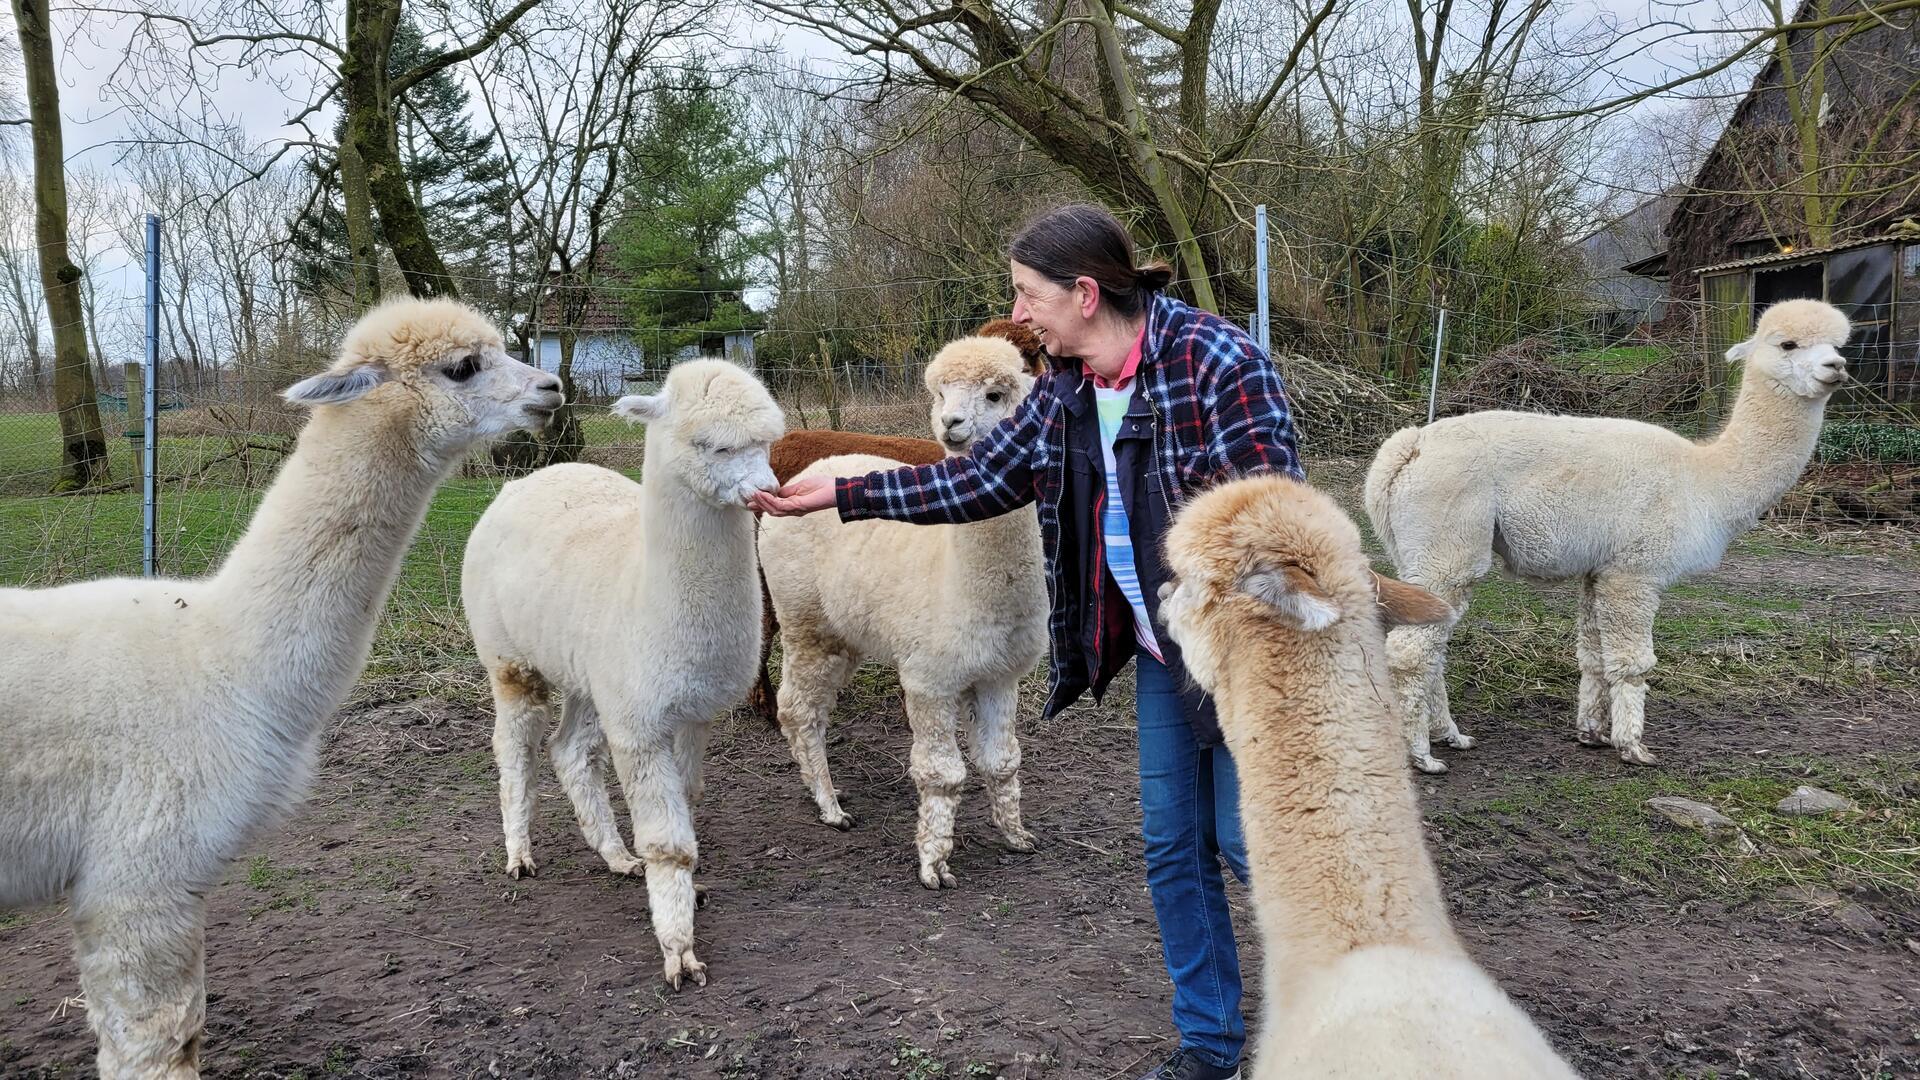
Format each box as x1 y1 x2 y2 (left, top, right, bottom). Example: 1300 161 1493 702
338 139 382 308
15 0 106 490
342 0 457 300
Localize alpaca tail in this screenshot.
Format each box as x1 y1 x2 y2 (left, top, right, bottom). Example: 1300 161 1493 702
1363 425 1426 570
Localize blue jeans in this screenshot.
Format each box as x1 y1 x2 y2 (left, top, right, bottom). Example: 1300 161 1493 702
1136 648 1251 1069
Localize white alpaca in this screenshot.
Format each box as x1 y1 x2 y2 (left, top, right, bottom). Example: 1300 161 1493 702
0 300 562 1079
1365 299 1851 771
1159 475 1580 1080
757 335 1042 890
461 358 783 989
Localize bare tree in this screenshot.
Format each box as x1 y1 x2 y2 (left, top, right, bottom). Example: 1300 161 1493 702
753 0 1343 315
14 0 106 488
471 0 710 393
102 0 543 303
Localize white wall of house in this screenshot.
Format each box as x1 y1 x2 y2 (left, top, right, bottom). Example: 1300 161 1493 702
528 333 647 400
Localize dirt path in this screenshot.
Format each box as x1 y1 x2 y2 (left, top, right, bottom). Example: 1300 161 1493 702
6 662 1917 1079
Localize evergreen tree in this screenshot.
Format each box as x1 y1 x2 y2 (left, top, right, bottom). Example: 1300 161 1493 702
615 69 777 358
287 19 515 305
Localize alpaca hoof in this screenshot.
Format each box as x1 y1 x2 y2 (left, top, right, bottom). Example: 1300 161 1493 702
1442 732 1476 750
821 809 855 831
605 852 644 877
1412 754 1449 775
506 850 537 879
919 862 958 890
664 948 707 990
1618 744 1657 766
1575 730 1609 748
694 883 711 909
1002 828 1037 853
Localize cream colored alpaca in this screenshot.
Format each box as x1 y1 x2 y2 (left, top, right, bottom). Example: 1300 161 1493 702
757 335 1041 890
0 300 561 1079
1366 299 1851 771
462 359 783 989
1159 475 1580 1080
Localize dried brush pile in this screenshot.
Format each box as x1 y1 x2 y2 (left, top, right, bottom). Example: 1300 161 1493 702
1438 336 1706 424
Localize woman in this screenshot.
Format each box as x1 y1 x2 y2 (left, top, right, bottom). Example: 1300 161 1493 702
754 203 1301 1080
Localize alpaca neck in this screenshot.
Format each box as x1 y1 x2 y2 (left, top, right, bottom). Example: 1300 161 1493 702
210 405 451 716
636 440 756 605
1699 373 1826 528
1216 643 1460 1009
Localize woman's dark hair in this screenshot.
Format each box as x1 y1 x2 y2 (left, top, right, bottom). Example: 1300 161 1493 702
1009 203 1173 319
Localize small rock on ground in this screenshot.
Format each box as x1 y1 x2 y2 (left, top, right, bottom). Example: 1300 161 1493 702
1777 785 1859 816
1833 903 1886 938
1647 796 1760 855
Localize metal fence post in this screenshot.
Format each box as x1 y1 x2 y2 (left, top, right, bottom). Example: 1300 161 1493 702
1426 305 1448 425
1254 204 1271 356
143 213 159 578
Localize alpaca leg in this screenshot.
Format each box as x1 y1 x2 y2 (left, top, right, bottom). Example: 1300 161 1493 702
606 724 705 989
1387 621 1455 774
775 642 856 829
674 719 715 908
549 694 640 877
746 571 780 725
73 891 207 1080
966 678 1035 852
1595 575 1663 766
488 662 551 879
1574 576 1612 748
904 690 968 890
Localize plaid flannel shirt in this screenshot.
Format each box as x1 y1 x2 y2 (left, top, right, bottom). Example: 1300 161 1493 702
836 291 1303 721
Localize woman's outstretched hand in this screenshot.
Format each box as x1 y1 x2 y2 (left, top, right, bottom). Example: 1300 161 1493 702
750 475 838 516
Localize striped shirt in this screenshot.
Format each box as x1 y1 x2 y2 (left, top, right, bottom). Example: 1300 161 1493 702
1089 328 1161 659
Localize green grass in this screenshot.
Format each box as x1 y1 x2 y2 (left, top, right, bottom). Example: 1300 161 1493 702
241 855 318 917
0 411 289 496
1439 574 1918 716
1568 343 1676 374
1459 756 1920 899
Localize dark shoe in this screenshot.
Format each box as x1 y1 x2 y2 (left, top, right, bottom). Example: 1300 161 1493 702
1138 1048 1241 1080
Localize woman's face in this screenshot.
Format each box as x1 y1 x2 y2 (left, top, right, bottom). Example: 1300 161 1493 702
1010 261 1094 357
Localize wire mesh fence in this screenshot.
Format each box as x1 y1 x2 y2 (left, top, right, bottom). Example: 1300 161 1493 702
2 247 1916 706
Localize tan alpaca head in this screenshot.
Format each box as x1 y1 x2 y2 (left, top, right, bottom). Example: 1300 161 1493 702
282 298 564 455
613 359 786 507
1159 476 1451 696
1728 299 1850 401
924 335 1034 454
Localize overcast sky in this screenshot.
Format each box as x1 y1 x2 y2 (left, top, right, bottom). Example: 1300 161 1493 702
24 0 1766 341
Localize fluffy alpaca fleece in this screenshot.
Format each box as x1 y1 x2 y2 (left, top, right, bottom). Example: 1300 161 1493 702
745 316 1039 721
1365 299 1851 771
0 300 562 1079
769 429 945 483
975 318 1047 375
462 359 783 990
757 335 1042 889
1159 475 1580 1080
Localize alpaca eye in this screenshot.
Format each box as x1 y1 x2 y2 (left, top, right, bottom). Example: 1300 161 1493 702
446 353 483 382
1780 340 1799 351
986 391 1004 403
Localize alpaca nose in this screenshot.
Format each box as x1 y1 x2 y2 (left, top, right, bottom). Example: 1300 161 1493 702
536 373 562 394
943 414 964 433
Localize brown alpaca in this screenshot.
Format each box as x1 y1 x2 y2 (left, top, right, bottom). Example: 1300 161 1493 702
745 315 1038 721
1159 476 1579 1079
975 318 1047 375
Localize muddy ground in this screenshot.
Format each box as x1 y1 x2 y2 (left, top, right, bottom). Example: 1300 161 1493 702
5 527 1918 1080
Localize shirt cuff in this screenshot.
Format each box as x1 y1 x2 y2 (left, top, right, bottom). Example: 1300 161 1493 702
835 474 872 521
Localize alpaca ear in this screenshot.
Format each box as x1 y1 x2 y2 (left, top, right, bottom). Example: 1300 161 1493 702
282 364 388 407
1725 339 1755 363
1372 572 1452 627
1238 562 1340 631
612 390 671 424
